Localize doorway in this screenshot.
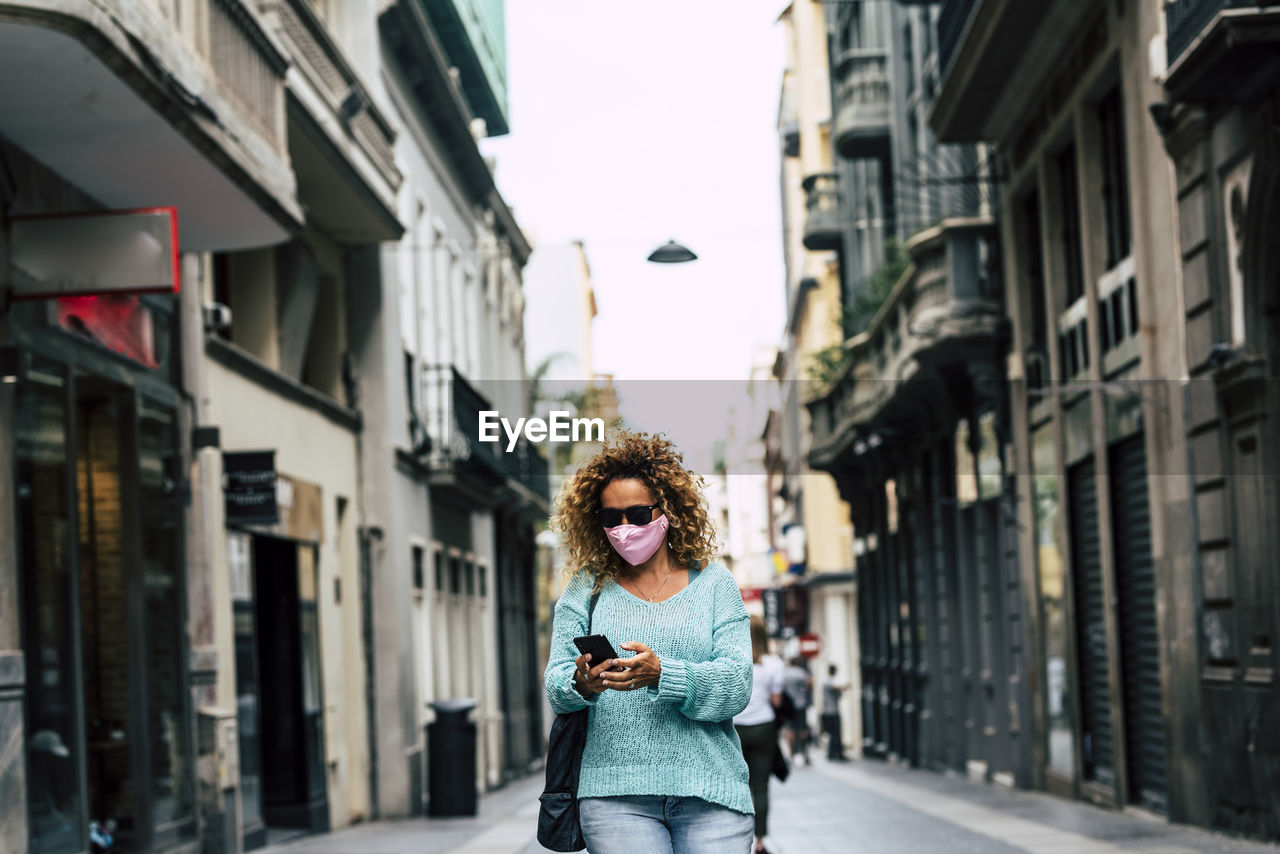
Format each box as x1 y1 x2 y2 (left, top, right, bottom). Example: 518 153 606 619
232 532 328 849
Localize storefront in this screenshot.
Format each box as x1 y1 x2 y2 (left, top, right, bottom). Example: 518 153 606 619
10 291 194 853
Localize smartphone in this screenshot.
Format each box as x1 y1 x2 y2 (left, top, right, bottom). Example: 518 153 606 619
573 634 625 671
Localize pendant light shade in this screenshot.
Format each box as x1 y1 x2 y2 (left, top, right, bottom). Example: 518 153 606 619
646 239 698 264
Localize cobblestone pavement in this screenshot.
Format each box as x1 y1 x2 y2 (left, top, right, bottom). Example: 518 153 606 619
260 755 1280 854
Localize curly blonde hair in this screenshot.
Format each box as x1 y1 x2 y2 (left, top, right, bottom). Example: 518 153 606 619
552 430 717 589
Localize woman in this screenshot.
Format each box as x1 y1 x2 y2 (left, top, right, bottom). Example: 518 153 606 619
733 616 785 854
544 431 755 854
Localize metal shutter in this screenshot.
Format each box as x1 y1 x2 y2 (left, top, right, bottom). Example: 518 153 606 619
1108 435 1168 813
1069 457 1115 786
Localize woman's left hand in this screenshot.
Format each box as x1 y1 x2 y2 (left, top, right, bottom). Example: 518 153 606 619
598 641 661 691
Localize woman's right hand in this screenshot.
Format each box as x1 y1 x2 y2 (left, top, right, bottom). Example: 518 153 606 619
573 653 614 697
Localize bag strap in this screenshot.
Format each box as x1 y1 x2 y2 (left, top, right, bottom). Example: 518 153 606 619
587 590 600 633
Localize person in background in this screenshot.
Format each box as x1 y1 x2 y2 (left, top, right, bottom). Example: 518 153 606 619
822 663 850 762
733 615 785 854
782 657 813 765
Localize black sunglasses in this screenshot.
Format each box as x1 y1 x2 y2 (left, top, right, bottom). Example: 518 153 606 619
594 504 660 528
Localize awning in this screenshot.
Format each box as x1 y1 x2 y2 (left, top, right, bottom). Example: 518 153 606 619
0 15 300 251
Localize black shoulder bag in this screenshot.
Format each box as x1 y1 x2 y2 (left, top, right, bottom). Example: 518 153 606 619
537 590 600 852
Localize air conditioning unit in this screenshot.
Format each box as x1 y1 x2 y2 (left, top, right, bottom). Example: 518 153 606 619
203 301 232 333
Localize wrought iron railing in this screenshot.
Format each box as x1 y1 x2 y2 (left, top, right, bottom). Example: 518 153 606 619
938 0 978 77
1166 0 1250 66
503 439 550 500
421 364 505 482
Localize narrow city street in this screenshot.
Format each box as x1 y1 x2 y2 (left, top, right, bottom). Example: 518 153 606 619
258 758 1280 854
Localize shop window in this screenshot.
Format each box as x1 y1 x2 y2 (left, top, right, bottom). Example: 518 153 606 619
1032 427 1075 777
955 419 978 506
138 399 193 831
17 360 83 854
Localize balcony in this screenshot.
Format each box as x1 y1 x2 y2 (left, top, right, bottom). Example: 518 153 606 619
1164 0 1280 102
938 0 978 77
421 365 507 497
0 0 301 250
802 173 843 251
833 49 891 160
256 0 404 242
503 439 551 504
930 0 1096 143
806 219 1004 473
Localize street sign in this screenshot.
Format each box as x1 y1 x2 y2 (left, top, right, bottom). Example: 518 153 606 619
799 632 821 659
223 450 279 525
10 207 179 298
761 588 782 638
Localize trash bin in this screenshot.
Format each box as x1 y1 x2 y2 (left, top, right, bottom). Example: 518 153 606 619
426 699 478 816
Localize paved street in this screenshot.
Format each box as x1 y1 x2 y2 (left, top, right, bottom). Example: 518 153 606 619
260 757 1280 854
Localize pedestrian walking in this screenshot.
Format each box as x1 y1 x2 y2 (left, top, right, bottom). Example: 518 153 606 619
733 615 786 854
782 657 813 765
544 431 755 854
821 664 850 761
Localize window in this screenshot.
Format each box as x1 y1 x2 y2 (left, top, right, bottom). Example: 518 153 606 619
1025 191 1047 348
1032 426 1075 777
1057 146 1085 305
1023 190 1049 391
1097 89 1132 271
903 21 916 95
412 545 425 591
434 550 444 592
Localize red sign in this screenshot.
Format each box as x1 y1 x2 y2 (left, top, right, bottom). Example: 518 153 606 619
798 632 821 659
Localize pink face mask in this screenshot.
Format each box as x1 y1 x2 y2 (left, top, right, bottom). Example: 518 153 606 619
605 514 670 566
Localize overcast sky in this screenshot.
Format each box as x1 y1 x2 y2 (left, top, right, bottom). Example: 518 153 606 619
483 1 788 395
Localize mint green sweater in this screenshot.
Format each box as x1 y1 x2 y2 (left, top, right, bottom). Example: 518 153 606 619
544 562 754 815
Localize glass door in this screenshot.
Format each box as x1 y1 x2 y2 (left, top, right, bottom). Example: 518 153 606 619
18 357 86 854
18 366 193 853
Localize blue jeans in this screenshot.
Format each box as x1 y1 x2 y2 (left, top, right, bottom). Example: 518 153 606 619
579 795 753 854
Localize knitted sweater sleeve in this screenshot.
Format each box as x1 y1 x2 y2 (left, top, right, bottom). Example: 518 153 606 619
545 575 599 715
648 567 752 722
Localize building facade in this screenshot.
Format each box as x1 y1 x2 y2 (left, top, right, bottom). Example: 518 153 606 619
2 1 547 852
931 0 1192 822
1156 0 1280 839
804 0 1020 783
0 2 303 852
366 0 547 819
798 0 1280 842
774 0 860 752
